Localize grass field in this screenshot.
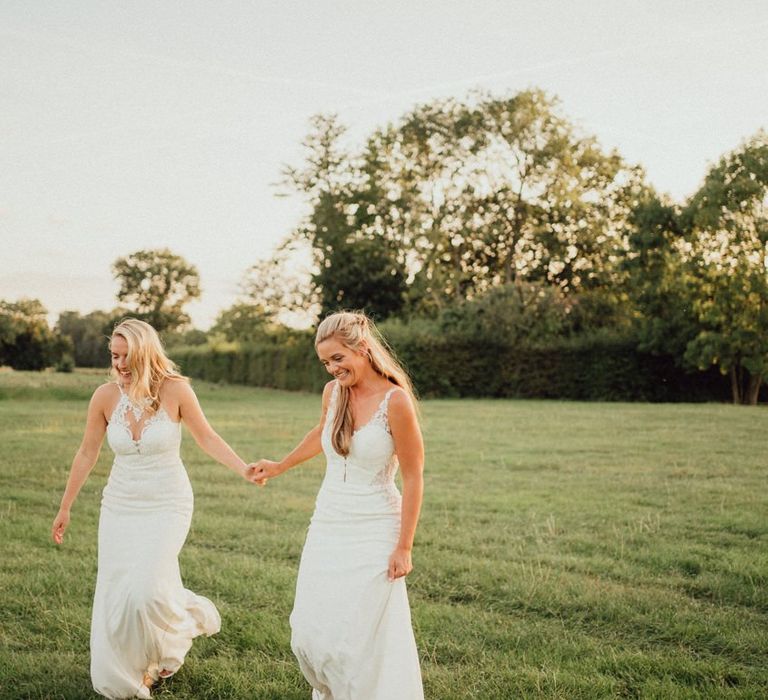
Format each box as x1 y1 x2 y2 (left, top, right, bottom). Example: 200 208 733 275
0 369 766 699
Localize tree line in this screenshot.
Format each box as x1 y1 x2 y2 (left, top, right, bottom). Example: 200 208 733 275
2 89 766 403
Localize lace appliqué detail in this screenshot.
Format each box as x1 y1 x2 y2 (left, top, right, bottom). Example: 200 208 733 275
356 391 393 436
329 382 395 437
371 455 398 486
368 388 399 500
371 455 401 510
327 381 340 426
110 390 169 446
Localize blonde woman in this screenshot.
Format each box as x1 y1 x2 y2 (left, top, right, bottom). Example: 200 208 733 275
252 311 425 699
51 318 260 699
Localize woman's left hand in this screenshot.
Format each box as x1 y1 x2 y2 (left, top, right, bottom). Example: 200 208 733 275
248 459 284 485
51 508 70 545
241 463 267 486
387 546 413 581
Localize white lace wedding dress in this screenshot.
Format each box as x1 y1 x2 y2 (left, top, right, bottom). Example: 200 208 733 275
290 382 424 700
91 386 220 699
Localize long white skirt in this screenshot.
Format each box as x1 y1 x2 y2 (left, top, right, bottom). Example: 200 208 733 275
290 483 423 700
91 471 220 699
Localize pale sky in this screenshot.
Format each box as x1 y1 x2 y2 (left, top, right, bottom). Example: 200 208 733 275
2 1 767 328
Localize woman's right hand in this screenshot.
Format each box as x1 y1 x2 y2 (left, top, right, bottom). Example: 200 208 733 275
52 509 70 545
249 459 285 485
241 462 268 486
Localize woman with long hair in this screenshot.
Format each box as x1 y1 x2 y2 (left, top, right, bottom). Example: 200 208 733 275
51 318 260 698
253 311 425 699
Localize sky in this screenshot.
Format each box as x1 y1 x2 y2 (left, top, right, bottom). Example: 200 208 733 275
2 1 767 329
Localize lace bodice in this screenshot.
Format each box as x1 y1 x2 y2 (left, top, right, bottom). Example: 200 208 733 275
321 381 399 487
106 387 181 457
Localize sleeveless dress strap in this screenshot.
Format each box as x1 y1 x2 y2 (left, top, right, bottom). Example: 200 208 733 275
326 381 340 422
109 386 128 422
113 385 152 423
331 381 340 406
376 386 398 432
382 386 397 410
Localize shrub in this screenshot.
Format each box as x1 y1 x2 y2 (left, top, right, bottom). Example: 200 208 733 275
171 328 734 402
56 354 76 373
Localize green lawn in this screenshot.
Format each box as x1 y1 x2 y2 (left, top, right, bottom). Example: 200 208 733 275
1 369 766 699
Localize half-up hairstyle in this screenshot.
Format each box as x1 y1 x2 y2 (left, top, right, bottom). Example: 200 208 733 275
110 318 187 412
315 311 418 457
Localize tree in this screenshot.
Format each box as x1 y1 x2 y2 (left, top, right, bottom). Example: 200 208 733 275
680 132 768 404
282 115 409 320
56 310 113 367
315 236 407 321
240 244 319 325
627 133 768 404
112 249 201 332
624 192 697 358
283 91 646 318
214 242 321 339
209 303 270 343
437 281 574 344
364 90 646 309
162 328 209 349
0 298 68 370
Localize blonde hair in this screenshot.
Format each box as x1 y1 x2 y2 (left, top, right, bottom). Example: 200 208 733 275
109 318 187 411
315 311 417 456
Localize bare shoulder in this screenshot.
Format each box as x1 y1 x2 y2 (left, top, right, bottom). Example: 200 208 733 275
387 387 421 442
89 383 119 422
321 379 336 409
161 377 194 400
388 386 416 416
91 382 118 406
322 379 337 399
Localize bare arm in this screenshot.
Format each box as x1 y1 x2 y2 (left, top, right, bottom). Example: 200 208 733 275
175 381 255 481
252 381 334 480
273 424 323 474
387 389 424 580
52 386 110 544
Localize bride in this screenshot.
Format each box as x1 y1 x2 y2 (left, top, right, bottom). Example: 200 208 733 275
253 311 425 699
51 318 260 698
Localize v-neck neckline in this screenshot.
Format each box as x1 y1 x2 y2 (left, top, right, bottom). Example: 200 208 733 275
110 386 170 444
351 386 395 434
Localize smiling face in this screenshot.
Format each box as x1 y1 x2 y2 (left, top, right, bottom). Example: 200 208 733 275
316 337 370 387
110 334 132 386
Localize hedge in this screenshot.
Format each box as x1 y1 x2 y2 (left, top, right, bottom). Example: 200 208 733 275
172 341 328 393
171 334 735 402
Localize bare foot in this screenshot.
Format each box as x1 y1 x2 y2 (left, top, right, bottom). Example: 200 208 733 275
142 672 155 688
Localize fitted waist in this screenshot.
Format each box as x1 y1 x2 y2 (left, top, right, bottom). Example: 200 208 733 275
323 457 397 487
110 451 185 470
102 457 192 509
314 477 401 519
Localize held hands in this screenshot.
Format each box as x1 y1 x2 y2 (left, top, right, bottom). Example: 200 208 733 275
51 509 70 545
387 546 413 582
247 459 285 486
241 463 268 486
